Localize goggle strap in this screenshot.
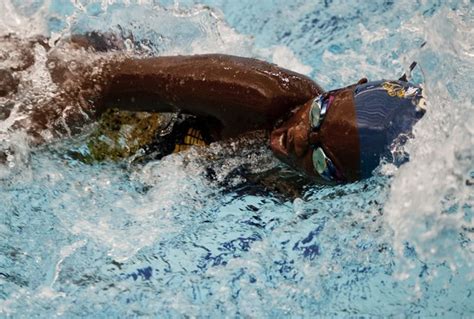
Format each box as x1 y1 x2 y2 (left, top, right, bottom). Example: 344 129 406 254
399 61 417 82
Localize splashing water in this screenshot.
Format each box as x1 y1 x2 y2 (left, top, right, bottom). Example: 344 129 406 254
0 0 473 317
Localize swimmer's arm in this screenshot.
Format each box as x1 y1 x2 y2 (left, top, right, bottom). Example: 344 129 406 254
103 54 322 137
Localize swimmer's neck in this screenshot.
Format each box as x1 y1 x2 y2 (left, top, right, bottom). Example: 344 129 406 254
102 54 322 138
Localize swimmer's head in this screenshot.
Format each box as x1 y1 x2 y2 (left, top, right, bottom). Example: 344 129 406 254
270 79 426 183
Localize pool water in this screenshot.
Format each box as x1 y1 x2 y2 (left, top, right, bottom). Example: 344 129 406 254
1 0 473 317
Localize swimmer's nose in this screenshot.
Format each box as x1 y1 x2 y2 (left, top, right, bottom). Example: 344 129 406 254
289 124 309 157
309 131 319 145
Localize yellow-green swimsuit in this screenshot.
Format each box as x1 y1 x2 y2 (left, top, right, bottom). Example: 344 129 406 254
85 109 209 162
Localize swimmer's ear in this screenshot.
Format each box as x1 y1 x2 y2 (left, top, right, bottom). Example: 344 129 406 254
357 78 368 85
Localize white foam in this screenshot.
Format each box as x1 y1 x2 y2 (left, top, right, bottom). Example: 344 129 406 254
384 7 474 276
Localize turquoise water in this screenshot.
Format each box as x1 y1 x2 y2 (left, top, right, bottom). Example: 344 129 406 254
1 0 473 317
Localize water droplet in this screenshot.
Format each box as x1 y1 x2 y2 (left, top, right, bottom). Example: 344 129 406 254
124 39 134 51
69 61 77 71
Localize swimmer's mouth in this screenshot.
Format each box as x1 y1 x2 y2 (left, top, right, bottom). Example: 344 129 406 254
270 129 289 157
281 131 287 149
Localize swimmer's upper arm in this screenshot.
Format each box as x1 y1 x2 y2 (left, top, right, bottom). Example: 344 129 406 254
103 54 322 136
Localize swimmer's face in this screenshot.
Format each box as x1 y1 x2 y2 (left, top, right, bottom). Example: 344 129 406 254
270 81 366 183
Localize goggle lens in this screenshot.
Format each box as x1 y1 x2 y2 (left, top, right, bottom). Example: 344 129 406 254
309 94 332 130
310 97 322 129
309 95 344 182
312 147 339 182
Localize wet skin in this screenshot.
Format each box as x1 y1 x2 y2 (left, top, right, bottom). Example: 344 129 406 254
270 99 320 180
270 80 367 183
103 54 322 138
1 33 368 183
103 56 369 183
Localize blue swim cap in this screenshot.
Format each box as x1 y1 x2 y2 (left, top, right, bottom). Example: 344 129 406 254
353 80 426 178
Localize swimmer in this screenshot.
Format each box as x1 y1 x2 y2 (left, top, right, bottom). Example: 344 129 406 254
0 33 425 184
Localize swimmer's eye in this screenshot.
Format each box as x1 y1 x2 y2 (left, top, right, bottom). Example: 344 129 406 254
309 95 343 182
309 94 332 130
312 147 344 183
310 97 322 128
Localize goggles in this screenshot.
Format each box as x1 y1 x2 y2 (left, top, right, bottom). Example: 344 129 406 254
309 94 345 183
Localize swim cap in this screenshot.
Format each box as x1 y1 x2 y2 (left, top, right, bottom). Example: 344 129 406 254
353 80 426 178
